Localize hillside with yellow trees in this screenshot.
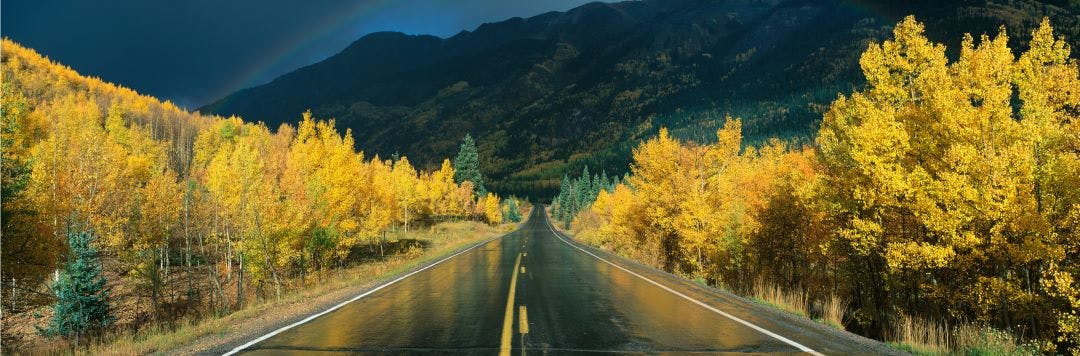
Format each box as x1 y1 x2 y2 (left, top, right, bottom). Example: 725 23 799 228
1 38 518 351
555 17 1079 353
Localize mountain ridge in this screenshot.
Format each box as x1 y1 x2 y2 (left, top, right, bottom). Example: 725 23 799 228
200 0 1080 199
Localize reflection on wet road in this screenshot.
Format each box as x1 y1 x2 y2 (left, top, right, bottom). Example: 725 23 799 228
235 207 863 354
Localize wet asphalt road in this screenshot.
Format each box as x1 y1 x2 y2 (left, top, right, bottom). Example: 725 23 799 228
234 207 888 355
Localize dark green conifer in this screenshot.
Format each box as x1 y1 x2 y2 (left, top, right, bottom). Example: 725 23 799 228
452 134 486 196
43 226 113 347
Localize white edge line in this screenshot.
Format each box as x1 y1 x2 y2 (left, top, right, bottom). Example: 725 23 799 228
223 221 523 356
542 211 824 356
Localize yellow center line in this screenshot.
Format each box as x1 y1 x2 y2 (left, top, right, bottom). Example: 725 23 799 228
499 253 523 356
518 305 529 334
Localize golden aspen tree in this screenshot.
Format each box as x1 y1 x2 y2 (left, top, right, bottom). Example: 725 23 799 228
1014 19 1080 352
283 112 365 261
815 16 1078 347
412 172 435 221
391 157 419 232
455 181 477 219
0 80 58 305
361 157 395 255
483 193 502 226
627 128 687 271
424 159 461 218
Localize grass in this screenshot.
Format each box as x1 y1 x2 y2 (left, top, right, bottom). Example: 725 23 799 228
887 313 1039 355
750 278 809 318
818 294 849 330
744 279 851 331
24 220 518 355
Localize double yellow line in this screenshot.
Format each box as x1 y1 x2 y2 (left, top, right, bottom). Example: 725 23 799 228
499 253 524 355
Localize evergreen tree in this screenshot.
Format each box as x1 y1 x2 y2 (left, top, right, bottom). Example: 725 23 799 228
452 134 485 197
505 198 522 223
600 170 610 192
575 172 590 209
591 173 602 202
43 226 113 347
557 175 572 221
550 194 560 217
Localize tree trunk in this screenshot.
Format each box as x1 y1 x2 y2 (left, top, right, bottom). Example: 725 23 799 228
236 252 244 310
195 232 225 313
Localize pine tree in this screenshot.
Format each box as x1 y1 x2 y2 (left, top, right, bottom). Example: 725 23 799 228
557 175 572 221
452 134 486 197
505 198 522 223
43 226 113 347
591 173 602 203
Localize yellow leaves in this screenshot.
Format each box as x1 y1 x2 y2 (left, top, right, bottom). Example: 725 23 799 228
820 15 1072 270
589 183 646 257
860 16 948 106
841 217 883 256
27 95 145 247
427 159 465 218
483 193 502 226
885 242 954 270
812 16 1080 349
1043 264 1080 352
391 156 419 228
4 38 501 317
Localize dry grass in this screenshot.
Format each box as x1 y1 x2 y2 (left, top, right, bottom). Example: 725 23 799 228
18 220 517 355
817 294 849 329
890 313 952 354
750 278 809 318
748 279 850 331
888 313 1038 355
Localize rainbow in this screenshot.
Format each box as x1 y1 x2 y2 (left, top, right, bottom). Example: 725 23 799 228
219 0 399 98
215 0 888 104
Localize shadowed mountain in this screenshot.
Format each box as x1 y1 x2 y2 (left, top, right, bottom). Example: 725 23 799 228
201 0 1080 200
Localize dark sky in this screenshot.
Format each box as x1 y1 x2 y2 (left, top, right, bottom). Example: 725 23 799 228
2 0 598 108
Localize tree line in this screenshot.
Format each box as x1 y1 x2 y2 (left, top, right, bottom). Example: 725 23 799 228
554 17 1079 353
1 38 522 346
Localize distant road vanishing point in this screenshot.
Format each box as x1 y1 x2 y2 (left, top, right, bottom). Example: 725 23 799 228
222 207 893 355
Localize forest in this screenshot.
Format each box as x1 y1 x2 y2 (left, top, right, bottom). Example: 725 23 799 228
1 38 521 350
553 17 1080 353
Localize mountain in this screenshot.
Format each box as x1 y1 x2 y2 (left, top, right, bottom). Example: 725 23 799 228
200 0 1080 200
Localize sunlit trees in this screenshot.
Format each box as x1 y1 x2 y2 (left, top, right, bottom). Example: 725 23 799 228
392 157 419 232
560 17 1079 351
1 38 511 350
1 81 57 311
815 16 1079 344
482 193 503 226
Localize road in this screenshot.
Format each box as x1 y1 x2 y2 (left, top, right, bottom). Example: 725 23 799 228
227 207 893 355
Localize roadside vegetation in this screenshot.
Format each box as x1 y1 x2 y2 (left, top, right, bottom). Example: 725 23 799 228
554 17 1080 354
1 38 529 353
25 219 525 354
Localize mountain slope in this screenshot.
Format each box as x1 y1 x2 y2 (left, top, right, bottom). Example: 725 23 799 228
201 0 1080 199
